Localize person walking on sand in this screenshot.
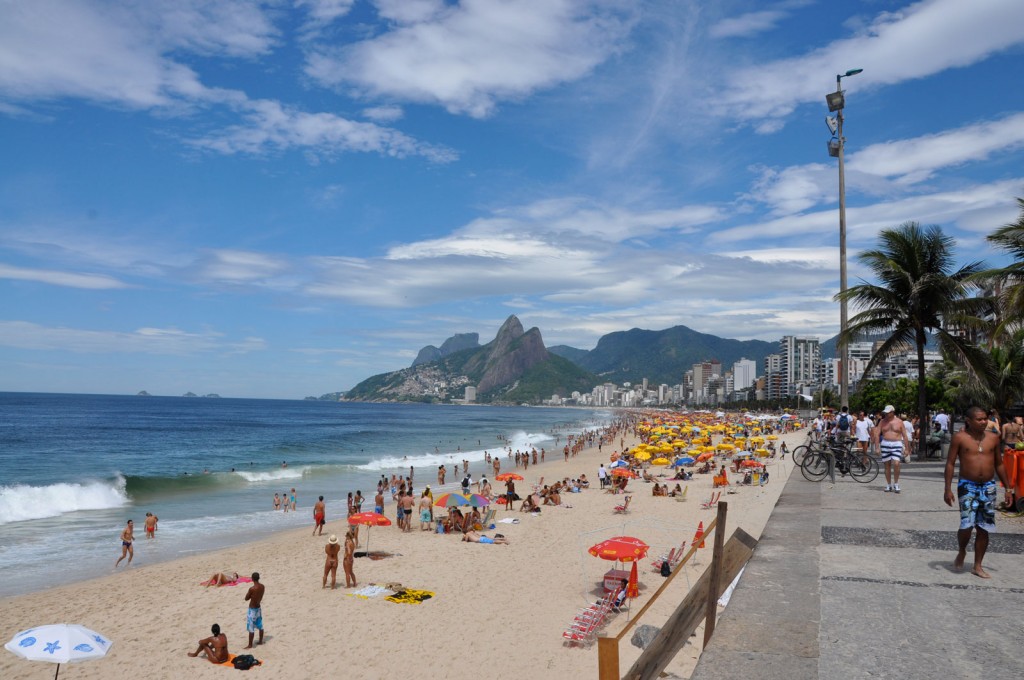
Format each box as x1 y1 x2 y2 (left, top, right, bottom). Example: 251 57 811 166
343 527 357 588
144 512 158 539
188 623 228 664
873 405 911 493
945 406 1014 579
244 572 265 648
115 519 134 567
598 464 607 489
323 534 341 589
313 496 325 536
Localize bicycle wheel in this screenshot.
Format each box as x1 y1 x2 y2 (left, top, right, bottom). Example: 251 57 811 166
791 445 810 466
847 454 879 483
801 452 830 481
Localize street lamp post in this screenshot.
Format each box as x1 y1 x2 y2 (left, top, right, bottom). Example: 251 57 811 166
826 68 862 410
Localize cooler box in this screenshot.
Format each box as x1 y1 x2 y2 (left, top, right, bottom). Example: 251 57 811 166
603 568 629 592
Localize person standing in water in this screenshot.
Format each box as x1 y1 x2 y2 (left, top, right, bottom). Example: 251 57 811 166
115 519 134 567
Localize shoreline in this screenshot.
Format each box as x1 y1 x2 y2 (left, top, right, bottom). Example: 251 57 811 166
1 415 805 680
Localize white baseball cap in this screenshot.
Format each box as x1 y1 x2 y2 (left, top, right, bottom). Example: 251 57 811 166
883 405 895 413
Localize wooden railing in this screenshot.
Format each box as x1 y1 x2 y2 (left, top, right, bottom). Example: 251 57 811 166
596 502 757 680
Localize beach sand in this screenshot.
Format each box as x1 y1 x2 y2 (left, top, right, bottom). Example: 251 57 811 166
0 422 805 679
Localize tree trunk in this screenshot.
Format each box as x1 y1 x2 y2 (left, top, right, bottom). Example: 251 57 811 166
916 329 929 459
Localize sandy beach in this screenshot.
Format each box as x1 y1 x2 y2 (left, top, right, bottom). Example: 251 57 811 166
0 417 806 679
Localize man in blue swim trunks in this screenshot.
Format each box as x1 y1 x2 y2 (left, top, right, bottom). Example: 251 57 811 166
244 572 265 648
461 530 509 544
944 406 1014 579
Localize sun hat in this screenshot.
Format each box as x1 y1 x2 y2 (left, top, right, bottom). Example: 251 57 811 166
328 534 339 544
883 405 895 413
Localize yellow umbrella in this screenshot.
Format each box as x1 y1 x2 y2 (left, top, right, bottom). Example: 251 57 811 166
634 451 652 461
755 448 769 457
651 457 671 466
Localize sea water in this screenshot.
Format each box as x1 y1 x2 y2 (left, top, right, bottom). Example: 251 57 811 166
0 393 614 597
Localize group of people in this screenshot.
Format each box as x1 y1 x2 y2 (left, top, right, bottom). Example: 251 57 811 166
114 512 158 568
272 489 296 512
189 572 265 664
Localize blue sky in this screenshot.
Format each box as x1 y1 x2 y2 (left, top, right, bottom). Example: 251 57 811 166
2 0 1023 399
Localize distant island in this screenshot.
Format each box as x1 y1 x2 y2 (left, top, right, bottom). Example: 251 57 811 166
137 391 152 397
305 392 347 401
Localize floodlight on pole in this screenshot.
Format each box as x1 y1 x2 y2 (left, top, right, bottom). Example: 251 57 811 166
829 67 862 410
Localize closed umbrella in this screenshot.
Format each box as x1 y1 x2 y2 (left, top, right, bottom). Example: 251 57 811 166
6 624 112 679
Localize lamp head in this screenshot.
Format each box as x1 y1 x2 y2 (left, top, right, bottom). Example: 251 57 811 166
827 138 841 158
826 91 844 112
843 68 864 78
826 116 838 135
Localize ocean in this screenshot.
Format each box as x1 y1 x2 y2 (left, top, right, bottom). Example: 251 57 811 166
0 393 615 597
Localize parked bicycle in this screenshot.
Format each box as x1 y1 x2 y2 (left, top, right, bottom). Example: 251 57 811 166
800 437 879 483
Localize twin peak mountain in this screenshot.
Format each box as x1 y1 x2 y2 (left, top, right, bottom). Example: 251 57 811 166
344 315 777 404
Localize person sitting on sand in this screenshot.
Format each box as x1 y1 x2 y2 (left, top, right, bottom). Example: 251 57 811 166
189 623 228 664
579 474 590 488
520 494 539 513
462 530 509 545
669 484 684 497
651 483 664 497
204 571 240 587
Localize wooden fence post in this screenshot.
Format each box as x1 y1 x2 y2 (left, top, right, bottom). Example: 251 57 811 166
702 501 727 647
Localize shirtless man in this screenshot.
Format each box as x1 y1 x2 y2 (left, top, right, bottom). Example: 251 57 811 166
144 512 158 539
188 623 228 663
418 491 432 531
244 572 265 648
944 406 1014 579
872 405 911 493
323 535 341 589
273 493 281 510
115 519 134 567
312 496 325 536
400 492 416 533
461 530 509 544
374 488 384 515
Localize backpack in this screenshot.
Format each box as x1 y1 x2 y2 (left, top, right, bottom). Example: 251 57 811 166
660 560 671 577
838 414 850 431
232 654 260 670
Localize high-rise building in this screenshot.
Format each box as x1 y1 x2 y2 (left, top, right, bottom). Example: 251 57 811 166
779 336 821 397
732 358 757 391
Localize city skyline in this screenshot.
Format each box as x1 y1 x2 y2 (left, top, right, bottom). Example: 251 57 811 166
2 0 1023 398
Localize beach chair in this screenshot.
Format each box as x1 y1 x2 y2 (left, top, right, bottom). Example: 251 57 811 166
650 547 676 572
473 509 496 530
673 485 688 502
700 491 721 509
613 495 632 514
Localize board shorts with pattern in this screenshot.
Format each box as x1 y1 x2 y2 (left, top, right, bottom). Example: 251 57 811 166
957 479 996 533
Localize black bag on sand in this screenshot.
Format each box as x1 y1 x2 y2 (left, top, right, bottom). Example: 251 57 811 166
232 654 260 670
660 561 671 577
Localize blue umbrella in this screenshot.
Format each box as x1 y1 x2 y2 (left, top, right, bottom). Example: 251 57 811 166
672 456 695 467
6 623 112 679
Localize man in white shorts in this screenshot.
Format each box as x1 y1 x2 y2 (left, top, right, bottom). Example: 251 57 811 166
872 405 911 493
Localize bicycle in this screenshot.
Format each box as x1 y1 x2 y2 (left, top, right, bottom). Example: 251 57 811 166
800 437 879 483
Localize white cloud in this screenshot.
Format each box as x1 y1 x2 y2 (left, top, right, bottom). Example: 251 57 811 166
362 105 404 122
305 0 635 117
0 320 266 355
187 99 458 162
0 263 129 289
716 0 1024 128
296 0 357 29
709 10 786 39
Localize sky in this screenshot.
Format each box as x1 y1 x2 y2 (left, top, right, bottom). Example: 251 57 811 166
2 0 1024 399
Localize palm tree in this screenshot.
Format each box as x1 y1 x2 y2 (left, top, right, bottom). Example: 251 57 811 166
981 198 1024 339
835 222 989 457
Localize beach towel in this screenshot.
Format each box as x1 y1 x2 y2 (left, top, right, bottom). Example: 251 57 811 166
347 585 394 600
216 653 263 669
199 577 253 587
498 517 520 524
385 588 434 605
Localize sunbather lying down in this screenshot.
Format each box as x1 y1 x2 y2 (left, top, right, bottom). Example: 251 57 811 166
461 530 509 545
202 571 240 587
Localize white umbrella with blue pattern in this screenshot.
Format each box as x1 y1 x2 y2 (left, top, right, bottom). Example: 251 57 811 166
5 624 112 679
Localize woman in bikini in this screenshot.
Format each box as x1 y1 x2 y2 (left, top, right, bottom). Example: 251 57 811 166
204 571 239 587
323 535 341 589
342 528 357 588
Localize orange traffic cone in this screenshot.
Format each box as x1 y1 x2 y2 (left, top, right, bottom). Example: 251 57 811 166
693 521 705 549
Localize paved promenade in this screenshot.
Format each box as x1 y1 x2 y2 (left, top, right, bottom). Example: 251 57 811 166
690 453 1024 680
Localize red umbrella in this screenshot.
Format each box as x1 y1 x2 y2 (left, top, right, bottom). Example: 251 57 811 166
626 561 640 599
495 472 523 481
610 468 637 479
348 512 391 556
588 536 649 562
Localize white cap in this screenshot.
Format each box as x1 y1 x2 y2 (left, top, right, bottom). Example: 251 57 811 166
883 405 895 413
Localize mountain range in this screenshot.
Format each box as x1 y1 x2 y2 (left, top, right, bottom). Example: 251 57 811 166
344 317 786 404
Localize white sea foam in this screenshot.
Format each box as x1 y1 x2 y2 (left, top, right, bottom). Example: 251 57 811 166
354 430 556 471
0 477 129 525
232 466 311 483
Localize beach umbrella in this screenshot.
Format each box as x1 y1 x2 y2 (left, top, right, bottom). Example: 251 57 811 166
433 493 473 509
463 493 490 508
626 561 640 599
609 459 629 469
348 511 392 556
650 457 671 466
633 451 652 461
672 456 695 467
494 472 523 482
588 536 650 562
610 468 637 479
5 623 112 679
